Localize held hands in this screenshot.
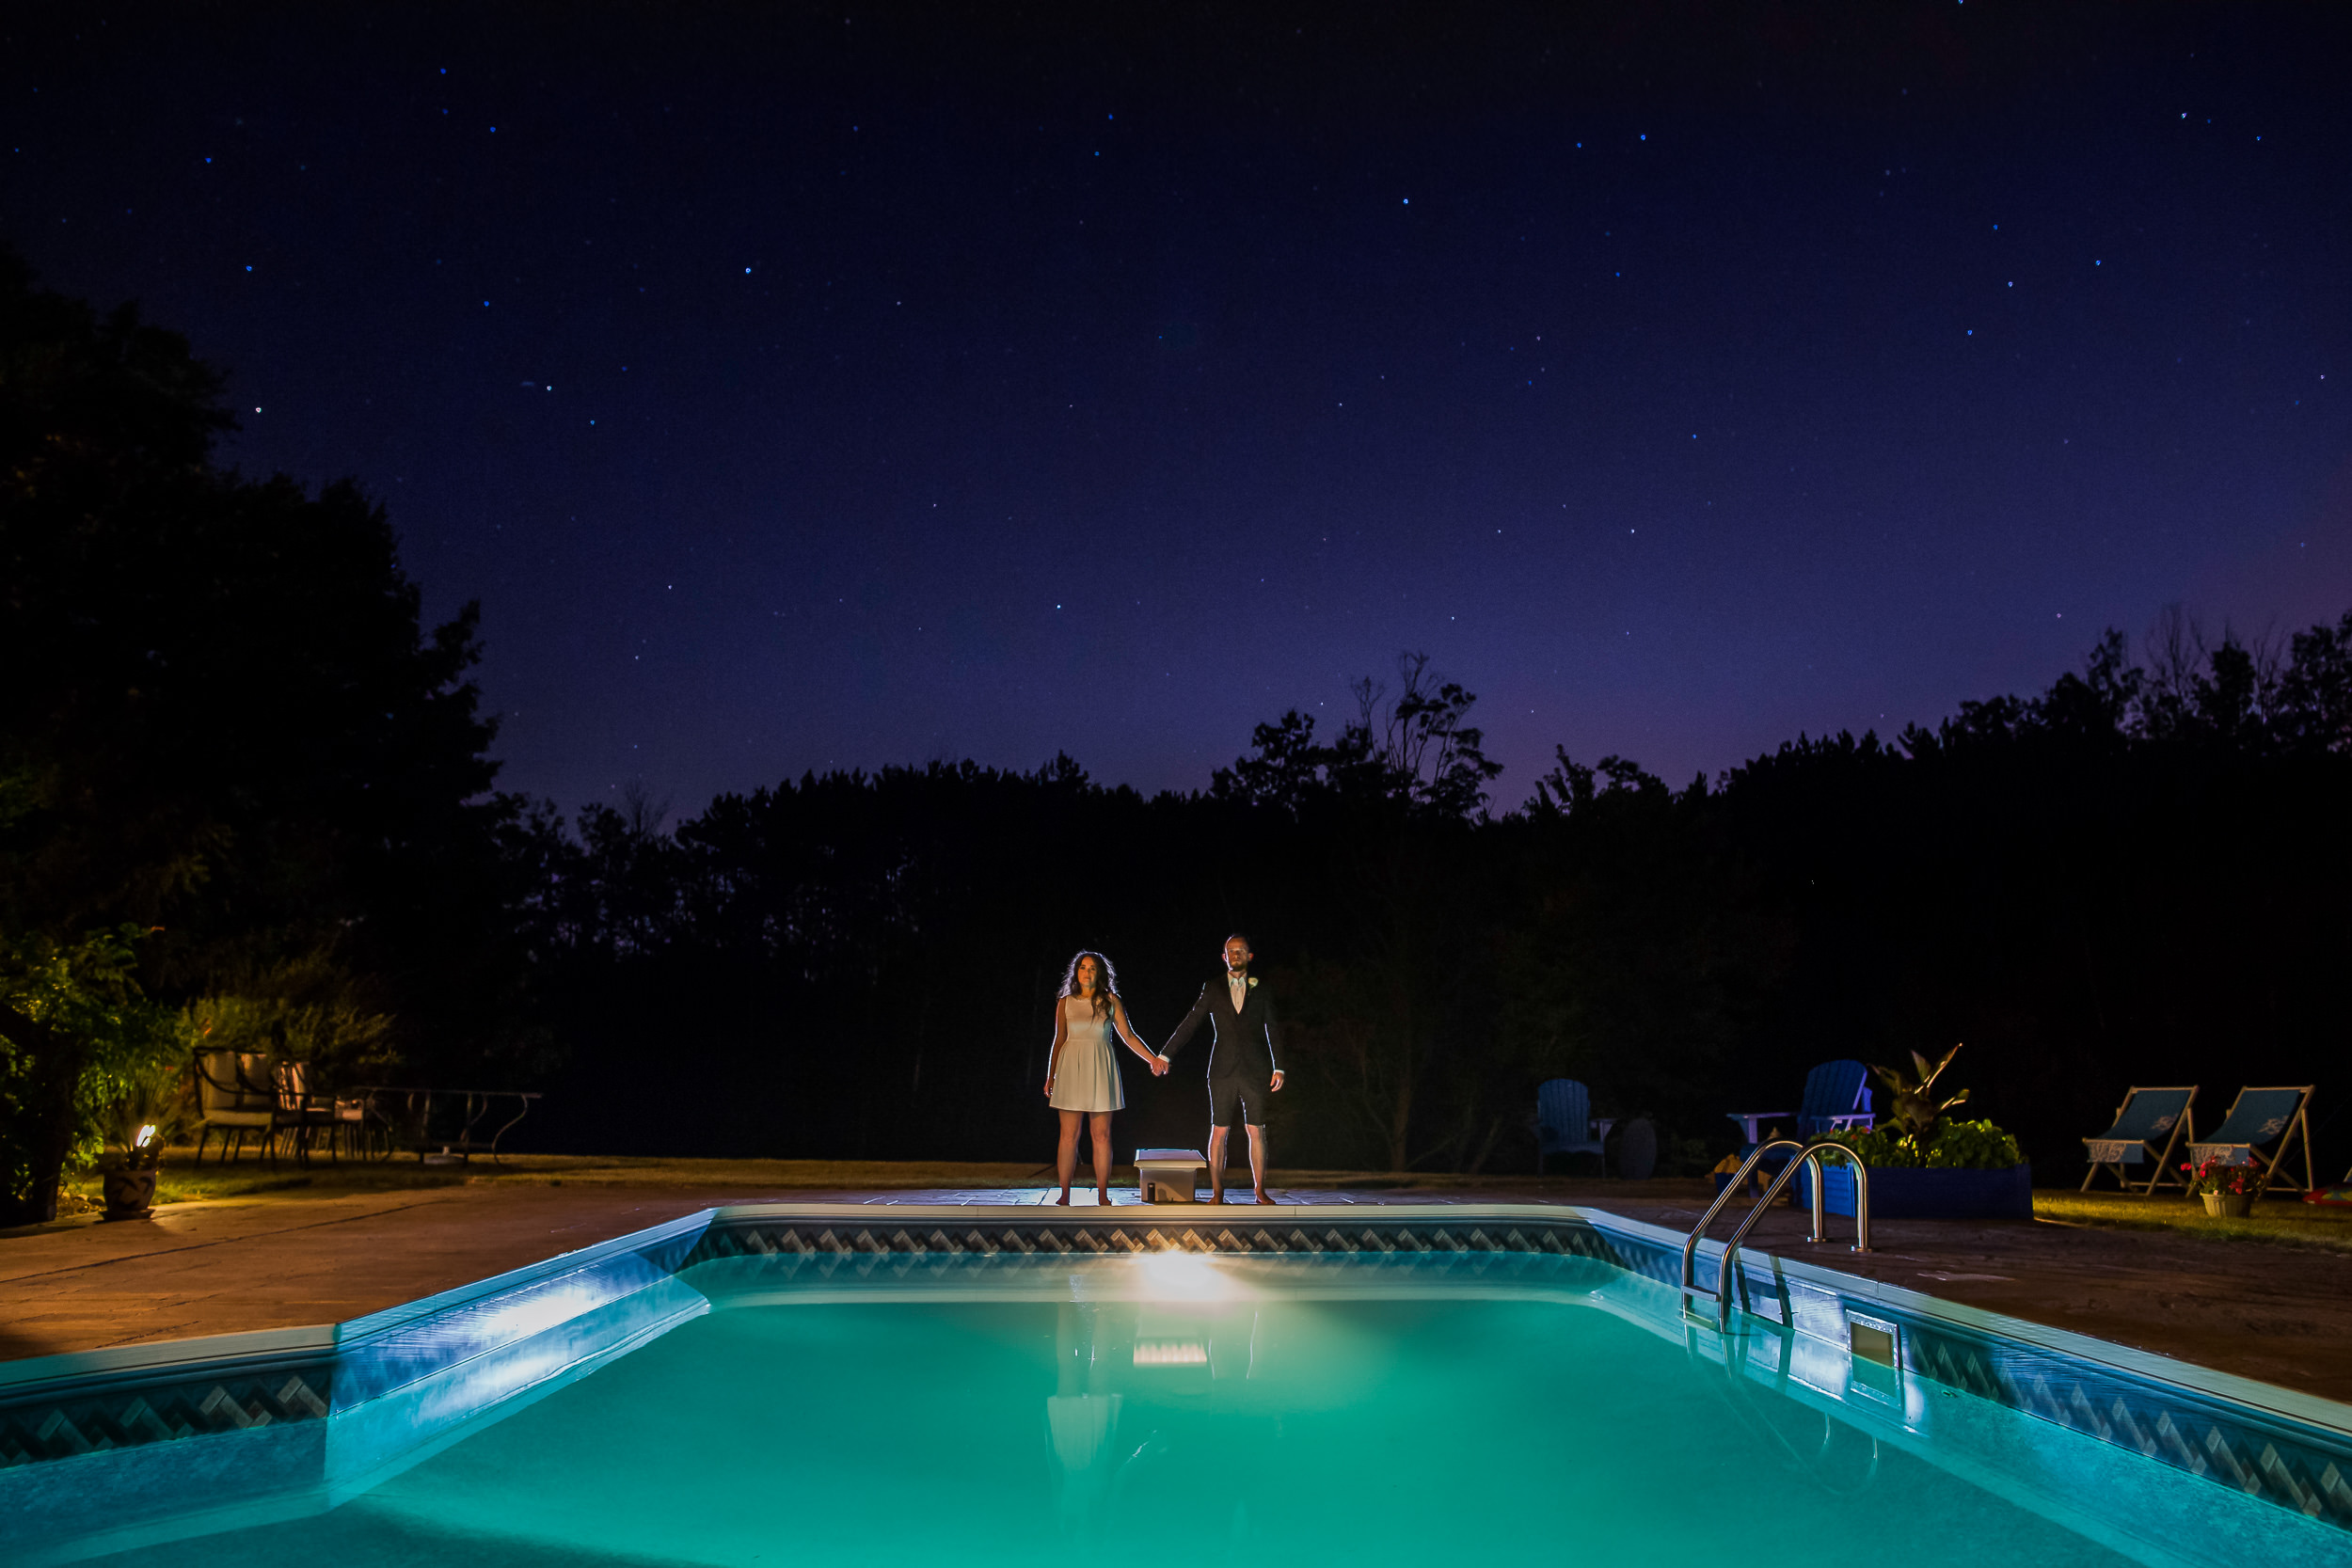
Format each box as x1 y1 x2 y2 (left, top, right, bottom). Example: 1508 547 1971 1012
1151 1053 1169 1077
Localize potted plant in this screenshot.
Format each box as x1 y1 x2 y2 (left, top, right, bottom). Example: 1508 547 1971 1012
98 1125 165 1219
95 1061 191 1221
1813 1044 2034 1219
2182 1153 2261 1217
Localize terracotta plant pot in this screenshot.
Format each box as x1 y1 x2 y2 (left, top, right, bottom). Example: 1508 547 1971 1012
100 1166 159 1220
2200 1191 2253 1218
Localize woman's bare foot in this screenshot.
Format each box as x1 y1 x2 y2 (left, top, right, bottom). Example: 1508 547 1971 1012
1207 1188 1225 1204
1096 1188 1111 1206
1253 1189 1276 1205
1054 1190 1071 1206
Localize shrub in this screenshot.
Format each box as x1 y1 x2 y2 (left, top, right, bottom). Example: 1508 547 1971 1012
1925 1118 2025 1169
1820 1117 2022 1170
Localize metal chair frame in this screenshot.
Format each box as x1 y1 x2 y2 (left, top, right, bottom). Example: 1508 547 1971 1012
193 1052 286 1163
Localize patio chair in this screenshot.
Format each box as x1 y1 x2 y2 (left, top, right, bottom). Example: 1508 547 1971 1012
272 1059 359 1164
2185 1085 2317 1198
1535 1079 1613 1175
1725 1059 1876 1150
2080 1085 2197 1195
194 1051 284 1162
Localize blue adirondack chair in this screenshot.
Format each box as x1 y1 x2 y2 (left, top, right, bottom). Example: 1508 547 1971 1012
2081 1085 2197 1195
2186 1085 2316 1197
1725 1059 1875 1152
1717 1060 1872 1197
1536 1079 1613 1175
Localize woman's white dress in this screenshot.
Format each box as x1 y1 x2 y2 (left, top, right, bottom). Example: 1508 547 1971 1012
1050 999 1124 1113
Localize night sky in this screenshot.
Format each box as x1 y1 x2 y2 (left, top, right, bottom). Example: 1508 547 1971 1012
6 4 2346 816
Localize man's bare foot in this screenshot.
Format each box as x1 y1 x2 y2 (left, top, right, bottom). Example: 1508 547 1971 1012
1095 1188 1111 1206
1054 1191 1071 1206
1253 1189 1275 1205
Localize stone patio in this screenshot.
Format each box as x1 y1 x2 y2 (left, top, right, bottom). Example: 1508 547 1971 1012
6 1174 2350 1402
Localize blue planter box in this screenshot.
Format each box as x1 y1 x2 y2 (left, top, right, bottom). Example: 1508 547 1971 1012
1819 1161 2033 1220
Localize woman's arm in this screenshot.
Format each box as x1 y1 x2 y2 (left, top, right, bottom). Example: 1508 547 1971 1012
1042 997 1067 1096
1109 996 1160 1062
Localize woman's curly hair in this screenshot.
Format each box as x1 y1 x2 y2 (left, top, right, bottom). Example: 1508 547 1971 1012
1057 950 1120 1021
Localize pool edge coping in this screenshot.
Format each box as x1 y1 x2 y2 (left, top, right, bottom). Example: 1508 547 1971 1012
1570 1204 2352 1439
4 1198 2347 1436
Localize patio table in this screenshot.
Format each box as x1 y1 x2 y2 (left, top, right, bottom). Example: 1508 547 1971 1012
354 1085 543 1164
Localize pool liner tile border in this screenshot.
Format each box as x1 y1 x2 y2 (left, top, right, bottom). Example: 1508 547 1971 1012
5 1200 2351 1556
674 1203 2352 1532
0 1210 715 1562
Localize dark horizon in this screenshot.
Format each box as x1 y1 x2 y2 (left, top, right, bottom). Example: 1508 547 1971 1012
6 2 2345 817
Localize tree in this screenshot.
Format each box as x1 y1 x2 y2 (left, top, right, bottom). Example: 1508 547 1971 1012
0 927 177 1220
1210 652 1504 818
0 249 513 1221
1216 654 1507 1170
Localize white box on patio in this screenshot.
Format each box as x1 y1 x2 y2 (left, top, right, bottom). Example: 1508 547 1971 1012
1134 1148 1207 1203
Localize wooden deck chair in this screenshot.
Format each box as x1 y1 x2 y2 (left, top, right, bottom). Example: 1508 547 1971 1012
2185 1085 2317 1198
1720 1060 1873 1196
2080 1085 2197 1195
1725 1059 1874 1150
1535 1079 1613 1175
1795 1060 1876 1137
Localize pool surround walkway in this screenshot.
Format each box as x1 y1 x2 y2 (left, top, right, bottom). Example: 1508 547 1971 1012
5 1171 2350 1401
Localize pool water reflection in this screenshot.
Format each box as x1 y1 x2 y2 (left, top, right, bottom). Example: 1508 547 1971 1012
67 1249 2336 1568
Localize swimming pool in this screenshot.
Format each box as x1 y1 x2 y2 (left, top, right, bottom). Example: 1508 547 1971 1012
4 1205 2348 1566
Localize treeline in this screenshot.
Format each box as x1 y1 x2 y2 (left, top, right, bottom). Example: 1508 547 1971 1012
7 253 2350 1221
519 629 2352 1185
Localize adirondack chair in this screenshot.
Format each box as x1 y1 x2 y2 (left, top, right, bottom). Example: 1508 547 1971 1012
1535 1079 1613 1175
1725 1059 1875 1151
2186 1085 2317 1198
2080 1085 2197 1195
1718 1060 1874 1197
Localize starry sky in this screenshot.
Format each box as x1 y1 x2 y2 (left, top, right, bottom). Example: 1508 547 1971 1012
5 4 2346 816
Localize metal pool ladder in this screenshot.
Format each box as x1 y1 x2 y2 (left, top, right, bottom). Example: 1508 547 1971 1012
1681 1139 1871 1329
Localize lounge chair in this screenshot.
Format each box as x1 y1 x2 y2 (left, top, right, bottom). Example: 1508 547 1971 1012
1535 1079 1613 1175
2080 1085 2197 1195
2186 1085 2317 1198
1725 1059 1875 1149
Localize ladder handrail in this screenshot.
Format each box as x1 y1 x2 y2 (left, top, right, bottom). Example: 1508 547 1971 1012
1681 1138 1872 1327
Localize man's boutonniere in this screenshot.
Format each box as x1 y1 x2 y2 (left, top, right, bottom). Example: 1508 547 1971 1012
1248 976 1258 988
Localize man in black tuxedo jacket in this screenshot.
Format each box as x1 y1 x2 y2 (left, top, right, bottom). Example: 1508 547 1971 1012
1161 933 1286 1204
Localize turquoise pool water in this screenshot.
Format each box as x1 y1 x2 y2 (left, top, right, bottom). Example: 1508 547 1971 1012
56 1249 2347 1568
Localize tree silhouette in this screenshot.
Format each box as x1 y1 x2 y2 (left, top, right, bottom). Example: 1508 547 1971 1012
0 251 515 1221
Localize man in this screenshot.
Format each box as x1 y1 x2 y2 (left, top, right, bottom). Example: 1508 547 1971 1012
1161 933 1286 1204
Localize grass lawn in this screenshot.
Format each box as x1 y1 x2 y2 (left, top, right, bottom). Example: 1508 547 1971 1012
2035 1188 2352 1253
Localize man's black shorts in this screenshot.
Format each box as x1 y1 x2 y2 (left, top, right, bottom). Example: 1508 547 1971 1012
1209 1073 1268 1129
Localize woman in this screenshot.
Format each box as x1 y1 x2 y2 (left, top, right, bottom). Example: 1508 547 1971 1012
1043 950 1167 1205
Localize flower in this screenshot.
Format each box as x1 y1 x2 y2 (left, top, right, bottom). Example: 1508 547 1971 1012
2182 1152 2263 1199
1248 976 1258 988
